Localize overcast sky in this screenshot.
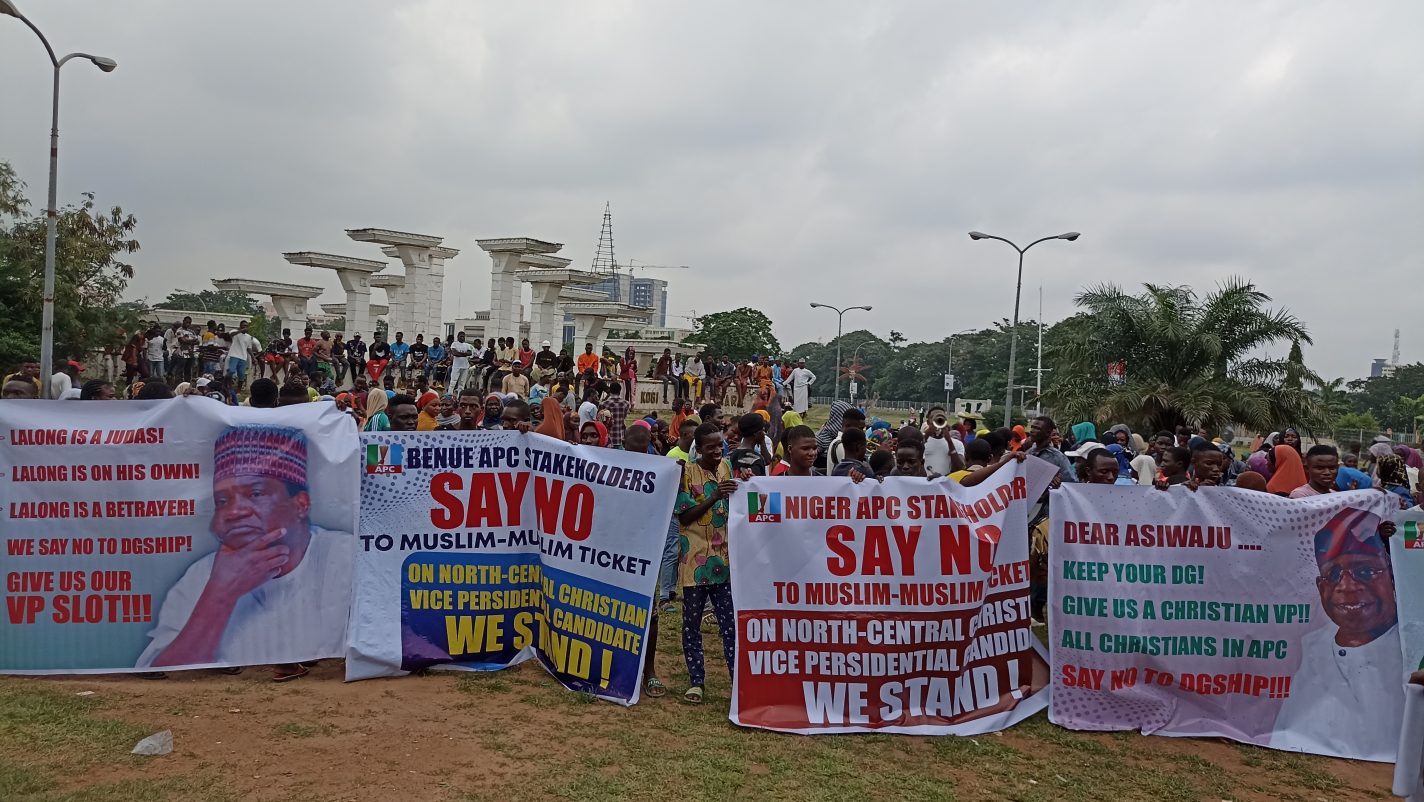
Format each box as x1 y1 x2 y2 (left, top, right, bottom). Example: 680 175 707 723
2 1 1420 379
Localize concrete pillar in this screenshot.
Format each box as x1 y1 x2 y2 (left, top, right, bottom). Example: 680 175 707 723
371 274 407 337
476 238 564 342
571 313 610 356
211 278 324 335
282 252 388 339
527 282 564 347
349 230 459 339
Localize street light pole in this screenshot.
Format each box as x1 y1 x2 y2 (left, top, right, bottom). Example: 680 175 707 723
968 230 1079 428
2 0 117 399
809 302 872 405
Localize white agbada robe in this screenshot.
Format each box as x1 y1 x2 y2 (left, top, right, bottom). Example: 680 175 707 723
1270 623 1403 761
137 526 354 667
789 367 816 413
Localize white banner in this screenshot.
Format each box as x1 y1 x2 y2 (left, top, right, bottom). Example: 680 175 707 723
729 459 1057 734
1 398 358 673
344 431 679 705
1051 485 1402 762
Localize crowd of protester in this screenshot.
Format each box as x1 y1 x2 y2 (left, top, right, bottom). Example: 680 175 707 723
6 330 1424 706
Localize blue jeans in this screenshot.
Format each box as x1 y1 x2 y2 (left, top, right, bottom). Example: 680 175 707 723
227 356 248 383
659 518 680 601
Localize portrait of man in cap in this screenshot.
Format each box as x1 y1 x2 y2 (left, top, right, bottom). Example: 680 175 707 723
137 425 354 667
1271 506 1403 760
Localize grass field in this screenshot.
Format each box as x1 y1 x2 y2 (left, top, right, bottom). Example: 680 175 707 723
0 614 1393 802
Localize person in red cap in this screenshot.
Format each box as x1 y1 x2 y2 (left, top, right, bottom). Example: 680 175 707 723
48 358 83 399
1271 507 1402 760
137 425 353 678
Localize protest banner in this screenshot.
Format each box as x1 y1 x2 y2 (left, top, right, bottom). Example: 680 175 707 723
344 431 678 705
1050 485 1403 762
728 459 1057 734
1390 508 1424 678
0 399 358 673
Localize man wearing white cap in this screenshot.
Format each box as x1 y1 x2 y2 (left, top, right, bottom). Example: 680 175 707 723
534 340 559 383
137 425 353 670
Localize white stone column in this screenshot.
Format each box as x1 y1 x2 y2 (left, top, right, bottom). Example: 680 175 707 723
526 282 564 347
477 238 564 342
572 313 610 356
371 275 408 337
337 272 373 339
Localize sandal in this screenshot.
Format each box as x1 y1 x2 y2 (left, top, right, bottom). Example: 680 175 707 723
272 664 309 683
645 677 667 698
682 685 704 704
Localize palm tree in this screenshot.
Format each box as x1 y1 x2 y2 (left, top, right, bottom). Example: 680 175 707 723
1040 279 1326 434
1313 377 1353 421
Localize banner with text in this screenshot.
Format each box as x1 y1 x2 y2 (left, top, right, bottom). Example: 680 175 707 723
345 431 678 705
729 459 1057 734
1 399 359 673
1050 485 1403 762
1390 509 1424 683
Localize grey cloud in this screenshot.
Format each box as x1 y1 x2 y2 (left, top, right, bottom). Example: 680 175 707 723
1 0 1419 381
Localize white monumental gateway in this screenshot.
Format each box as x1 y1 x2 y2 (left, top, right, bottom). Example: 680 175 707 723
347 229 458 338
210 278 324 330
282 251 387 339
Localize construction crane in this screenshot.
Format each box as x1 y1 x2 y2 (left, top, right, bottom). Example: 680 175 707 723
624 259 690 273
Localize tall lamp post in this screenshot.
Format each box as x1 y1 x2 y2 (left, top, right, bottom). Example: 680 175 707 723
2 0 117 399
809 302 871 404
968 230 1079 428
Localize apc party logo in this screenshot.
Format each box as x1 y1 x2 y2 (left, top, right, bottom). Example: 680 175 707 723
748 491 782 523
365 442 405 475
1405 520 1423 549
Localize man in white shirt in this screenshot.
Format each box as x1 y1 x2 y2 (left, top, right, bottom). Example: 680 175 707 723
144 327 166 380
223 320 261 389
787 359 816 414
48 359 82 399
447 331 475 392
138 424 353 669
684 354 707 401
1271 509 1402 760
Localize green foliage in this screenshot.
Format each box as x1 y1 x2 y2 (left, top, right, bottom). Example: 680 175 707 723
0 161 140 370
1333 410 1381 436
154 289 259 316
690 307 779 361
1039 279 1325 434
1345 364 1424 432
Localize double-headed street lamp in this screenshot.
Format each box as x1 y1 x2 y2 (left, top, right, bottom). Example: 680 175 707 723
809 302 872 404
968 230 1079 428
2 0 117 398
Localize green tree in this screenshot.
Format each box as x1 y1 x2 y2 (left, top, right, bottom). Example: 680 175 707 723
0 161 140 369
690 308 779 361
154 289 259 316
1345 364 1424 431
1313 377 1353 421
1039 279 1325 434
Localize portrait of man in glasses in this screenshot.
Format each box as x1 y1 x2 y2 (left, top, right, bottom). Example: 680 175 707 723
1271 507 1402 760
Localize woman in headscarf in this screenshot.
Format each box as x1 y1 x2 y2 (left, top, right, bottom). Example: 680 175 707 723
1265 445 1307 496
562 408 582 444
816 401 849 452
1105 424 1135 454
1010 424 1027 451
1261 432 1280 451
433 394 460 429
1104 444 1136 485
1281 427 1302 453
534 396 564 439
415 390 441 431
1376 454 1415 509
1245 450 1273 481
1395 445 1422 495
1125 433 1155 485
579 420 609 448
1069 422 1097 450
362 389 390 432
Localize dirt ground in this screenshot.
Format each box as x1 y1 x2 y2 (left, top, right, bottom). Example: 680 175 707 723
1 624 1397 802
